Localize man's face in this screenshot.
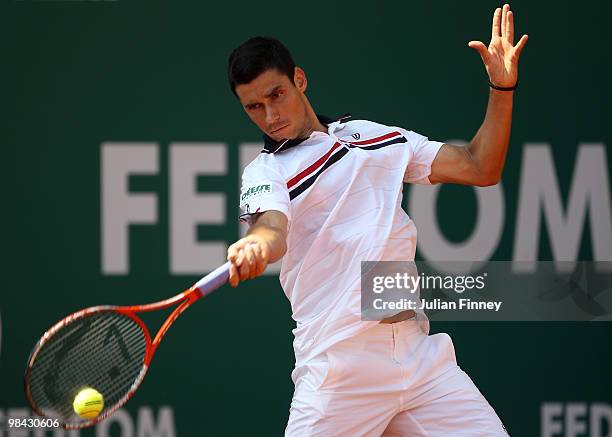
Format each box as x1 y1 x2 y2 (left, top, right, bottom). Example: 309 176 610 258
235 68 309 142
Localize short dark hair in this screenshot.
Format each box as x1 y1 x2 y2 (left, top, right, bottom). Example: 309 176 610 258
227 36 296 96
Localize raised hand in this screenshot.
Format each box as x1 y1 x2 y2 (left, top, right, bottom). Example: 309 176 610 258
468 4 528 88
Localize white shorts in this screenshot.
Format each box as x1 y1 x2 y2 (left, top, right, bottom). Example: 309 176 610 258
286 320 508 436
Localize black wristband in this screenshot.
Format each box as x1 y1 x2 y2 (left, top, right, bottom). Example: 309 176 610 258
488 80 517 91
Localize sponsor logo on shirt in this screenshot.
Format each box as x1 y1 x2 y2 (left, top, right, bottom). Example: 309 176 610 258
241 184 271 202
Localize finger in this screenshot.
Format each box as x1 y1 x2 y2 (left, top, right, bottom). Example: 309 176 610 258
244 245 257 279
492 7 502 39
227 244 239 263
506 10 514 43
250 244 261 276
501 4 509 39
259 241 270 264
229 262 239 287
252 244 266 276
514 34 528 58
236 248 245 267
239 255 251 281
468 41 489 63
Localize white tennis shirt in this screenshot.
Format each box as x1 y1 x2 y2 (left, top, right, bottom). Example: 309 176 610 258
239 115 443 365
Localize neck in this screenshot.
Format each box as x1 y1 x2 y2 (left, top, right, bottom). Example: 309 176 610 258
301 98 327 138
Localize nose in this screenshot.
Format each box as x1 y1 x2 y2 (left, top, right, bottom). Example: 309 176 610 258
265 105 280 126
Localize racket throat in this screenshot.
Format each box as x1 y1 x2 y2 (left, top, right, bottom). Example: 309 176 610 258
151 299 193 353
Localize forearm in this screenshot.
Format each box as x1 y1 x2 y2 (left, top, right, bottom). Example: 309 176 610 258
246 222 287 263
467 88 515 185
416 5 526 188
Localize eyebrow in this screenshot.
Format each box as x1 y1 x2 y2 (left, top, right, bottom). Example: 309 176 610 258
244 85 283 108
264 85 283 98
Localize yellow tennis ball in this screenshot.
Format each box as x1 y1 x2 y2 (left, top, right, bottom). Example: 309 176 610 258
73 387 104 419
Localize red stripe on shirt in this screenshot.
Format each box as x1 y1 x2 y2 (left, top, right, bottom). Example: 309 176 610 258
347 131 402 145
287 142 342 189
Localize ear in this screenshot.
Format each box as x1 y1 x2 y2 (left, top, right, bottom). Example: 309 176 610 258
294 67 307 92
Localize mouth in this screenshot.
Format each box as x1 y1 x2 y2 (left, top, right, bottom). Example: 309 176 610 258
270 124 289 136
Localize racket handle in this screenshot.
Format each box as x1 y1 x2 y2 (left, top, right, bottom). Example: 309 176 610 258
194 262 231 298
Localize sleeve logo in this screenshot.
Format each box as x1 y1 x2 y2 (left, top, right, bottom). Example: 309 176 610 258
241 184 272 202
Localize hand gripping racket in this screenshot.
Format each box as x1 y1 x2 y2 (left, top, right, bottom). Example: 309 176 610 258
24 262 230 429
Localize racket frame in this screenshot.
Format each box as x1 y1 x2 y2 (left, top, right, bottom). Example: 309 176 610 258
24 262 230 429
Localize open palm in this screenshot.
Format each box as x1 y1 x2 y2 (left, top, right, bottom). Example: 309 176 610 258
469 4 528 88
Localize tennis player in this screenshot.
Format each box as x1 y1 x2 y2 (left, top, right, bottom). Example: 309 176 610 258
226 4 527 435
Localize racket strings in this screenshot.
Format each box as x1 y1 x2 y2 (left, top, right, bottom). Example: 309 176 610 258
27 311 147 426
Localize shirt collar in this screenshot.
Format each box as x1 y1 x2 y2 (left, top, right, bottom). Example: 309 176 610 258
262 113 352 154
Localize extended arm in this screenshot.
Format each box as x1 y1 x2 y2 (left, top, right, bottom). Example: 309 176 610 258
429 4 528 186
227 210 288 287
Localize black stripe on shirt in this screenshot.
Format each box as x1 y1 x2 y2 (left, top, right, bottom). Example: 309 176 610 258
349 136 407 150
289 147 349 200
288 135 407 201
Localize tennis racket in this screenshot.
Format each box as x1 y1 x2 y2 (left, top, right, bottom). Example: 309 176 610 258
24 262 231 429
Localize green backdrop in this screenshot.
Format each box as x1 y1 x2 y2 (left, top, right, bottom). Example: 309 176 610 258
1 0 611 435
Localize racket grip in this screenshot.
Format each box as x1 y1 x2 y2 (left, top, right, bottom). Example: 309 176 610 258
194 262 231 298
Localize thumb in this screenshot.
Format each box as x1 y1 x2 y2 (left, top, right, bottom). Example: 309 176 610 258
468 41 489 62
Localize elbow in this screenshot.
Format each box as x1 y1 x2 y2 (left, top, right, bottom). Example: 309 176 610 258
475 176 501 187
471 156 504 186
467 150 503 187
473 170 502 187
